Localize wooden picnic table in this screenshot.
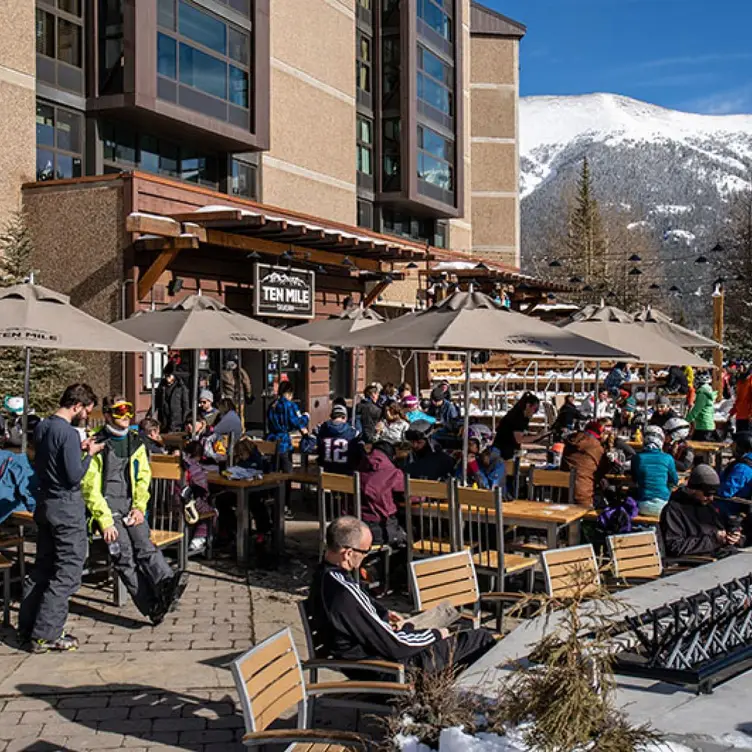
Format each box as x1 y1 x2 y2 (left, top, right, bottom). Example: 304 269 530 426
501 501 590 549
207 470 318 565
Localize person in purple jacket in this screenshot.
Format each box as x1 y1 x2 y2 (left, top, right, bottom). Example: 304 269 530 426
358 441 406 546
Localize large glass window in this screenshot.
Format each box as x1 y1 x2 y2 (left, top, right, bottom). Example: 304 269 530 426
36 10 55 57
357 33 371 94
35 101 83 181
231 156 258 199
356 116 373 176
417 125 453 191
417 44 453 116
418 0 452 40
382 36 400 99
36 4 83 68
158 0 251 111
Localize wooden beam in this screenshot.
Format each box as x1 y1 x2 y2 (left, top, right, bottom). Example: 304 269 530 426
203 229 381 272
363 278 393 307
126 213 181 237
137 244 185 300
168 209 244 223
134 236 199 252
181 222 207 242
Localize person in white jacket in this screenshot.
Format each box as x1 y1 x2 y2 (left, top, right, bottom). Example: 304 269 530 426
579 388 614 420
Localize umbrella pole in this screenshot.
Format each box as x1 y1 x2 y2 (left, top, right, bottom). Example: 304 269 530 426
644 363 650 415
351 347 360 427
462 350 472 486
594 361 600 419
21 347 31 454
191 349 199 439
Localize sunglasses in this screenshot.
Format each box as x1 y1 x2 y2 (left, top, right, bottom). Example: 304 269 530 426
348 546 371 556
107 401 134 419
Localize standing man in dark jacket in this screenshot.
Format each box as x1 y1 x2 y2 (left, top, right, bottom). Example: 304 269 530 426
316 404 362 474
18 384 105 653
356 384 383 444
307 517 495 672
659 464 742 558
155 363 190 433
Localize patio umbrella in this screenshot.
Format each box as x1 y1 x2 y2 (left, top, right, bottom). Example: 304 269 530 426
336 290 634 483
112 294 315 436
287 305 385 425
0 282 153 451
632 306 719 349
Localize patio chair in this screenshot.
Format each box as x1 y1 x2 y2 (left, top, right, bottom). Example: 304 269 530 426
541 543 601 599
404 476 457 564
231 627 408 747
527 467 576 504
317 470 362 558
607 530 662 584
148 460 186 570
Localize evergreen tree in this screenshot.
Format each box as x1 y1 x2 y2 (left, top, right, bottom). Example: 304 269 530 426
566 157 609 302
722 188 752 358
0 212 82 414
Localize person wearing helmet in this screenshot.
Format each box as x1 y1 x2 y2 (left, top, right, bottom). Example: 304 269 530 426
662 417 694 472
3 396 26 447
685 372 718 442
629 425 679 516
716 432 752 523
404 419 454 480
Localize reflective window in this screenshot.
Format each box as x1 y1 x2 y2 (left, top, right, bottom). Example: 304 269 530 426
36 10 55 58
418 125 452 161
231 157 258 199
57 17 82 67
158 33 177 79
229 27 249 65
35 101 83 181
58 0 82 16
418 0 452 40
179 43 227 99
418 72 452 115
357 33 372 94
418 124 454 191
419 46 451 85
357 116 373 176
179 0 226 54
418 153 452 190
157 0 176 29
229 65 249 107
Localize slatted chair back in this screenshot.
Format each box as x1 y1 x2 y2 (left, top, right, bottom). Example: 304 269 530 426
297 599 321 660
455 484 504 582
410 550 480 615
542 544 600 599
502 458 521 498
317 470 362 557
148 459 185 564
245 438 279 471
231 627 307 734
404 475 456 564
527 466 575 504
607 530 662 580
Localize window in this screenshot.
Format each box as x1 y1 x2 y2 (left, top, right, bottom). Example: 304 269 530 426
35 101 83 181
357 0 371 9
417 45 453 117
58 0 82 16
417 125 453 191
418 0 452 41
382 36 400 99
356 116 373 176
158 0 251 112
357 199 373 229
231 157 258 199
99 0 125 95
36 3 83 68
36 10 55 57
382 117 401 185
357 33 371 94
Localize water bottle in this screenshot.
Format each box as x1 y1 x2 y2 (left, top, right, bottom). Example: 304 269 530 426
108 540 121 557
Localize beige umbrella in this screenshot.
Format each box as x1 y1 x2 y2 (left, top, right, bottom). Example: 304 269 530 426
632 306 719 349
337 290 634 483
0 283 153 451
112 294 315 435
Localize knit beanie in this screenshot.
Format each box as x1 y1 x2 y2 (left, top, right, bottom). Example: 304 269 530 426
199 389 214 404
688 463 720 490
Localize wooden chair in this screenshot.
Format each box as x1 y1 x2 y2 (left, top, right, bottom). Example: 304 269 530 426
607 530 662 583
232 627 407 748
541 544 601 599
527 467 576 504
503 458 522 499
455 484 536 594
405 476 457 564
298 600 405 683
247 438 280 472
148 460 187 571
0 554 11 628
317 470 361 558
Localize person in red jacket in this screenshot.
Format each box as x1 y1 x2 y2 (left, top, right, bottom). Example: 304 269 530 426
358 441 406 546
731 367 752 433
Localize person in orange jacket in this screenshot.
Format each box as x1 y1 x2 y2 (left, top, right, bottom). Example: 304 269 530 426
731 366 752 433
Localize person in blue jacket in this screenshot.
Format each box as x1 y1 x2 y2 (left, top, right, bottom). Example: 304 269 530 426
629 425 679 516
316 404 362 475
427 386 460 434
266 381 309 473
716 432 752 520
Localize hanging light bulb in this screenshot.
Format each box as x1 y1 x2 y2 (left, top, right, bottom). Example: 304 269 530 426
628 254 641 262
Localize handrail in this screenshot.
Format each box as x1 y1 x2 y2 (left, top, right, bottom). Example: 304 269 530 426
523 361 539 393
571 360 585 396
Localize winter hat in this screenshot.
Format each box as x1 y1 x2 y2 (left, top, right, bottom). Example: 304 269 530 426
695 372 712 386
402 394 419 410
372 440 396 462
430 386 446 402
331 404 348 420
199 389 214 404
663 417 690 442
405 419 434 441
657 396 671 407
688 463 720 490
643 425 665 451
3 396 23 415
584 421 602 439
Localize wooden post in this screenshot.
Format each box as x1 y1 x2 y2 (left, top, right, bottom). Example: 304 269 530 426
712 287 724 395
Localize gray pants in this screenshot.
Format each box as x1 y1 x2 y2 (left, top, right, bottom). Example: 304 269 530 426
19 494 88 641
112 517 174 617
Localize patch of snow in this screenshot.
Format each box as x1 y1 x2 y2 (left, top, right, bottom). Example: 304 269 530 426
651 205 692 215
627 220 650 231
664 229 696 243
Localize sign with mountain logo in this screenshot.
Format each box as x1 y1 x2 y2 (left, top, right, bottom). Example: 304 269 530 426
254 264 315 319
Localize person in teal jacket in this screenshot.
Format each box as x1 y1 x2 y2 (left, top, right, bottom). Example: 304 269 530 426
630 425 679 516
685 373 718 441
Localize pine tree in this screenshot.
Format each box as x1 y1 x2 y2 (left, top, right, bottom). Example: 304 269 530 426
0 212 82 414
564 158 609 303
722 188 752 358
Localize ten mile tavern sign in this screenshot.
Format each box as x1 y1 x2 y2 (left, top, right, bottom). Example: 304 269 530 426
254 264 315 319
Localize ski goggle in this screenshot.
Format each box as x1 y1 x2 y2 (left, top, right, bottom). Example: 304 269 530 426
107 401 134 419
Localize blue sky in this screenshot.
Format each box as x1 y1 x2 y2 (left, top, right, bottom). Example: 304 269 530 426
487 0 752 114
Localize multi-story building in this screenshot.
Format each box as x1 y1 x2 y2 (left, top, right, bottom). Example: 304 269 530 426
2 0 526 421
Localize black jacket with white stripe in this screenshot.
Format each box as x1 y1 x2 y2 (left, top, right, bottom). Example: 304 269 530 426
308 560 440 662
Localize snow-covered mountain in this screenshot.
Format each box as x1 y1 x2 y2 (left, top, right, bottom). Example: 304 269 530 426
518 93 752 325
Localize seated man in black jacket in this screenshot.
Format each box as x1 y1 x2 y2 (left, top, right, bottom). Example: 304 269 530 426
659 464 743 558
308 516 496 674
